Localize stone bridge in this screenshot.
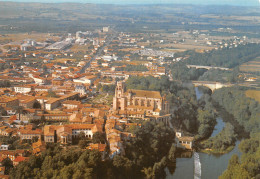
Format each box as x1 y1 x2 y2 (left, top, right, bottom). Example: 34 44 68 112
192 81 233 91
187 65 230 71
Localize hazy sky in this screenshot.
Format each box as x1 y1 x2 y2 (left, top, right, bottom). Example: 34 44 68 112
0 0 260 6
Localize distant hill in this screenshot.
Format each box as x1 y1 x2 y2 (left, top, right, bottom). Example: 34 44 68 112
0 2 260 33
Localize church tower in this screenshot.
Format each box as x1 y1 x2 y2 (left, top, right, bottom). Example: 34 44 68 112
113 81 126 111
115 81 125 98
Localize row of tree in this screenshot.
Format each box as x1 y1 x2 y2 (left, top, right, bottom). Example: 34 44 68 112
169 43 260 83
198 68 242 83
169 62 207 81
125 64 148 72
185 43 260 68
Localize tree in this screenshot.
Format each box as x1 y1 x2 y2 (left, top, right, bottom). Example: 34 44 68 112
196 109 216 139
2 157 13 174
43 65 48 73
0 106 7 116
112 155 133 177
0 80 11 87
220 154 251 179
33 101 42 109
78 140 88 149
142 167 155 179
168 144 176 161
92 132 106 144
13 105 25 121
32 136 39 143
239 139 259 154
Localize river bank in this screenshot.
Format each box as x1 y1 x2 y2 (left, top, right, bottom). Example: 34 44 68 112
166 87 243 179
196 86 248 155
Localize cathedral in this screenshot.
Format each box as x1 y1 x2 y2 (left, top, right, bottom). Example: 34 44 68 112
112 81 170 122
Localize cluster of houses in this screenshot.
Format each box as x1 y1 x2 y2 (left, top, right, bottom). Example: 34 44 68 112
0 30 196 177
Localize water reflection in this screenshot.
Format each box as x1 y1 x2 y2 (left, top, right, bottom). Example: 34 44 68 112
211 117 225 137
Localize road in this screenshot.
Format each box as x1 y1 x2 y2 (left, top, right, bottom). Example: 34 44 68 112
79 29 118 74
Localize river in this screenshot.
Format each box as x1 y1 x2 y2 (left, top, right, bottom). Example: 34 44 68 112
166 87 242 179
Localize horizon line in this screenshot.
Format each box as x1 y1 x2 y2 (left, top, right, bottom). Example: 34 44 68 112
0 0 259 7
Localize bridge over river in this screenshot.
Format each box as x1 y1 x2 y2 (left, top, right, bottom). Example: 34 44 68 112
192 81 233 91
187 65 230 71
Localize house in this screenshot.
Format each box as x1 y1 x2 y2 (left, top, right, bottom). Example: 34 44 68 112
0 166 5 175
101 55 118 61
75 85 88 96
81 108 96 117
13 85 32 94
175 132 194 150
0 127 8 136
105 120 126 158
18 128 42 141
62 100 81 109
35 113 70 122
107 133 124 158
32 139 46 155
34 86 52 92
13 156 29 166
5 108 16 116
16 109 42 121
86 143 107 160
0 145 9 151
43 125 59 143
0 128 15 137
0 151 16 161
44 92 79 110
69 113 93 124
52 77 64 86
18 96 36 109
43 124 102 144
0 96 19 108
45 98 60 110
156 67 166 75
73 76 97 85
32 76 47 85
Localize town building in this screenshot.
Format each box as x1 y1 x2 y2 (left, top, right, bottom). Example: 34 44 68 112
175 132 194 150
0 96 19 108
13 85 32 94
43 124 102 144
112 81 170 123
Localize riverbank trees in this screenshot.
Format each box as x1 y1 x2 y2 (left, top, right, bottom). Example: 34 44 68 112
201 123 237 153
212 87 260 178
196 109 216 140
212 87 260 134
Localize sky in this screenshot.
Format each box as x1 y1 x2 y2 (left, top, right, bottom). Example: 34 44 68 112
0 0 259 6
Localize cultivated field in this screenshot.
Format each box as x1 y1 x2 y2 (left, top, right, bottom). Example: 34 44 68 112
240 57 260 72
70 44 91 53
245 90 260 103
0 33 60 43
